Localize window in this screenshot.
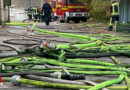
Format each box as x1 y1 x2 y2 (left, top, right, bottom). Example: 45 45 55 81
58 0 62 3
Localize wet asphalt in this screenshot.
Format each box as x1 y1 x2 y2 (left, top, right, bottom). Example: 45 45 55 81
0 21 130 89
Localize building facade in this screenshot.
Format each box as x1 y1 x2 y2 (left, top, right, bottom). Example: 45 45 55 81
120 0 130 23
0 0 10 25
116 0 130 32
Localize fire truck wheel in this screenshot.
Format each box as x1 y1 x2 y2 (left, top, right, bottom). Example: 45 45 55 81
59 19 64 23
52 16 57 21
74 19 80 23
82 18 87 22
54 17 57 21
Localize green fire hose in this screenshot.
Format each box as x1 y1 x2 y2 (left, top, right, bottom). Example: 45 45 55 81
11 75 127 90
67 59 115 66
6 22 32 27
88 74 125 90
6 22 97 42
1 77 129 90
1 57 129 72
11 75 91 90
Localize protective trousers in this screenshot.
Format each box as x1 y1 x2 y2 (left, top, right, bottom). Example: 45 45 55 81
44 14 51 26
41 11 45 22
28 14 32 20
41 15 45 22
109 15 119 31
33 15 39 22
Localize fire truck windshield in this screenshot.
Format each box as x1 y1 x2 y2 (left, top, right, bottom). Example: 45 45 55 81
68 0 83 4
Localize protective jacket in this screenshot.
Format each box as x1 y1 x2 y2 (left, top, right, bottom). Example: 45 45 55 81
109 2 120 31
27 7 33 15
33 7 40 15
42 3 52 15
110 2 119 16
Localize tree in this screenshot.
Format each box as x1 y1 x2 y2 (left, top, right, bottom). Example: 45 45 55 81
81 0 111 21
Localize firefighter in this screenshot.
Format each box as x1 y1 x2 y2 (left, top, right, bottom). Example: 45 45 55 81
33 5 40 22
27 6 33 20
40 8 45 22
42 0 52 26
108 0 120 31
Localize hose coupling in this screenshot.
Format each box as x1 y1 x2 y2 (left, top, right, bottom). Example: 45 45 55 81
40 40 56 48
53 71 62 79
21 57 28 62
11 75 21 86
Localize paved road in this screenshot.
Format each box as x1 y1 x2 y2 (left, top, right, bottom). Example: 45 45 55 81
0 21 129 89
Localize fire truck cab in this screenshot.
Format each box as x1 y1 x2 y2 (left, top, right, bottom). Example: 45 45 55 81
48 0 89 23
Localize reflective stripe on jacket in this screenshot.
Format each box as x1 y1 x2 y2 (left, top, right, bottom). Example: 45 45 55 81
111 3 119 16
33 7 39 15
27 7 32 15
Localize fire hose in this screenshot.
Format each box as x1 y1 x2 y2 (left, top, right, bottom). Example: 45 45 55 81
1 57 130 72
4 22 130 90
88 74 125 90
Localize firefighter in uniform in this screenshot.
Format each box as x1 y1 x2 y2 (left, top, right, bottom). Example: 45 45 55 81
33 5 40 22
40 8 45 22
27 6 33 20
42 0 52 26
109 0 120 31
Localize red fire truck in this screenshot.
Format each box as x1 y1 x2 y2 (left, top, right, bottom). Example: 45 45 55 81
47 0 89 23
